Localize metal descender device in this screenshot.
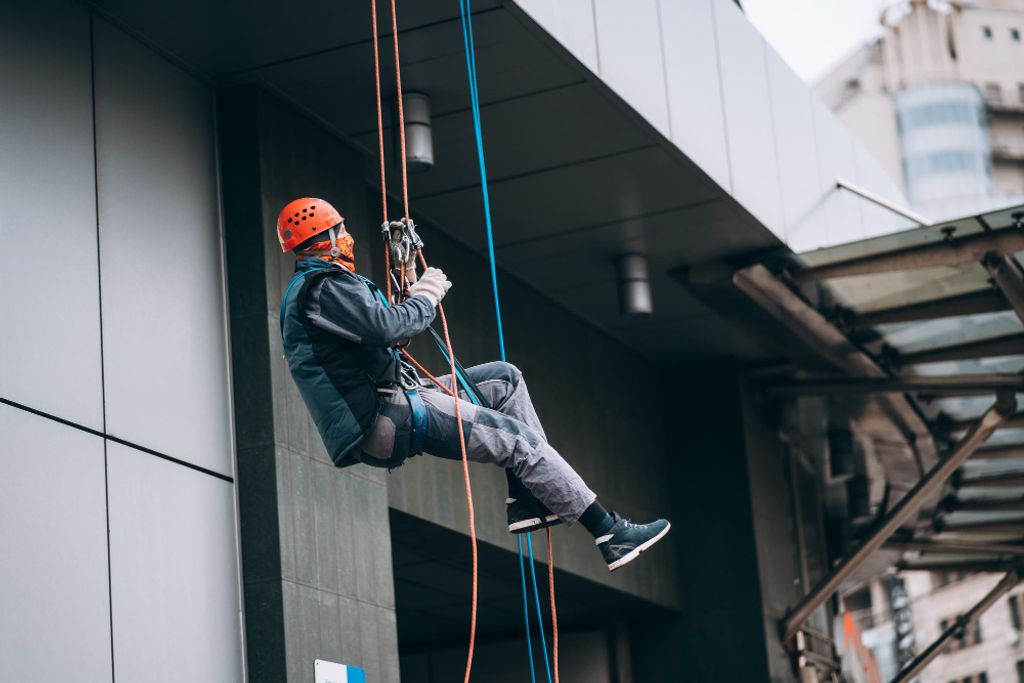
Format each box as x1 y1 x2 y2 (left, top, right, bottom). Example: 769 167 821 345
381 218 424 299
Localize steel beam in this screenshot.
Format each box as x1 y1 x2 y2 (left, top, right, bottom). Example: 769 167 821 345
835 178 933 227
935 517 1024 534
984 251 1024 327
885 538 1024 556
971 443 1024 460
849 289 1009 328
897 559 1018 573
943 497 1024 513
793 227 1024 283
767 374 1024 397
899 332 1024 366
938 411 1024 433
956 473 1024 489
734 265 936 463
892 570 1021 683
780 396 1013 642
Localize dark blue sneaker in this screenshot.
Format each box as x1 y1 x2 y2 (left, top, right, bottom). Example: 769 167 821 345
596 514 671 571
507 496 561 534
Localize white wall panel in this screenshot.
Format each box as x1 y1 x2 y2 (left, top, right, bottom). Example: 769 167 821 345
812 99 865 247
712 0 784 232
763 47 826 253
0 0 103 428
514 0 599 73
94 20 231 475
107 443 242 683
0 405 112 681
592 0 671 137
659 0 731 192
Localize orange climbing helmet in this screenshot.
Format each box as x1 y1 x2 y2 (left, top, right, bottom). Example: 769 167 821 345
276 198 345 252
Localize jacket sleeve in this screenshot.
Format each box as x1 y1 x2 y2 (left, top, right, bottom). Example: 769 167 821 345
304 274 437 347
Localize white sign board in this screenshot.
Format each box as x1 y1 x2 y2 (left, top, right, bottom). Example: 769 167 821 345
315 659 366 683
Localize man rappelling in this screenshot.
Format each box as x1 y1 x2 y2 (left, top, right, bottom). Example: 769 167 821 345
277 197 670 572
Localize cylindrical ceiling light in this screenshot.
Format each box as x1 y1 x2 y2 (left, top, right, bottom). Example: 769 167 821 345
401 92 434 173
616 253 653 318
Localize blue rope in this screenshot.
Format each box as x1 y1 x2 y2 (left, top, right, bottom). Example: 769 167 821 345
516 535 538 683
458 0 506 362
526 534 554 683
458 3 552 682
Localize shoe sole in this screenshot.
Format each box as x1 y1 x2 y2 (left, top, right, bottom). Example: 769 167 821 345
508 514 561 534
607 522 671 572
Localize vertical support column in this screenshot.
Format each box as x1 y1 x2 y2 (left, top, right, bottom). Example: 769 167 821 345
218 86 400 683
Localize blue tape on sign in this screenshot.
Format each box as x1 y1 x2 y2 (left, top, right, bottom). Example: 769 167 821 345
314 659 366 683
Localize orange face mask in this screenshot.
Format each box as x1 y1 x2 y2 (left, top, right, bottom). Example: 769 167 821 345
297 225 356 272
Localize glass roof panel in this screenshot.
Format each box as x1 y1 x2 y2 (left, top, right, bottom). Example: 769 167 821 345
960 459 1024 478
976 429 1024 447
798 203 1024 270
926 393 1024 421
823 263 990 314
797 203 1024 313
798 215 992 269
876 311 1023 354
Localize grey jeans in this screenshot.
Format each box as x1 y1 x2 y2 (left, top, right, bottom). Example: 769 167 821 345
357 361 596 523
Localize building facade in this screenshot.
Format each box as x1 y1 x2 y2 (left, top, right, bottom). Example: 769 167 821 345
3 1 958 682
815 0 1024 220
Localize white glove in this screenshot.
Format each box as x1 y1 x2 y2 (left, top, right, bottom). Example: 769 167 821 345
408 267 452 307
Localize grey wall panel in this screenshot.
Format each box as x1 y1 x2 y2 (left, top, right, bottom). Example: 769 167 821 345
812 98 865 247
514 0 599 73
592 0 671 137
712 0 784 232
107 442 242 682
763 46 826 253
93 20 232 475
0 0 103 429
658 0 731 193
0 405 112 681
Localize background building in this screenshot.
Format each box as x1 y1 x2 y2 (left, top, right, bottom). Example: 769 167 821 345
815 0 1024 220
6 1 1023 682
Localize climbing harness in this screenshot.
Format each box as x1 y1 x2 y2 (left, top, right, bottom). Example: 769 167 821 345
370 2 479 681
404 388 429 455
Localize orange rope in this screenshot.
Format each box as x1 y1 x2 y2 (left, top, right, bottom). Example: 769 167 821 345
547 528 559 683
389 0 411 221
370 0 393 303
370 2 478 680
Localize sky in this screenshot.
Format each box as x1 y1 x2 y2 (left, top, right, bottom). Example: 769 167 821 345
742 0 887 84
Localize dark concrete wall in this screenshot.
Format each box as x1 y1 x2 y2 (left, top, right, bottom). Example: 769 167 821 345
220 86 400 683
631 359 773 682
630 360 810 683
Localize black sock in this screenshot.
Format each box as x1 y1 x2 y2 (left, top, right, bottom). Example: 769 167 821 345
579 501 615 538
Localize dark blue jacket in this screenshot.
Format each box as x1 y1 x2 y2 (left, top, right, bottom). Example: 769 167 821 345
280 258 436 466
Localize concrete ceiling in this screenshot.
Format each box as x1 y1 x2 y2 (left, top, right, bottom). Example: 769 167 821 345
97 0 783 363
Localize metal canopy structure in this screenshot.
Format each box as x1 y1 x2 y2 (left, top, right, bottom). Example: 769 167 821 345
690 202 1024 680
